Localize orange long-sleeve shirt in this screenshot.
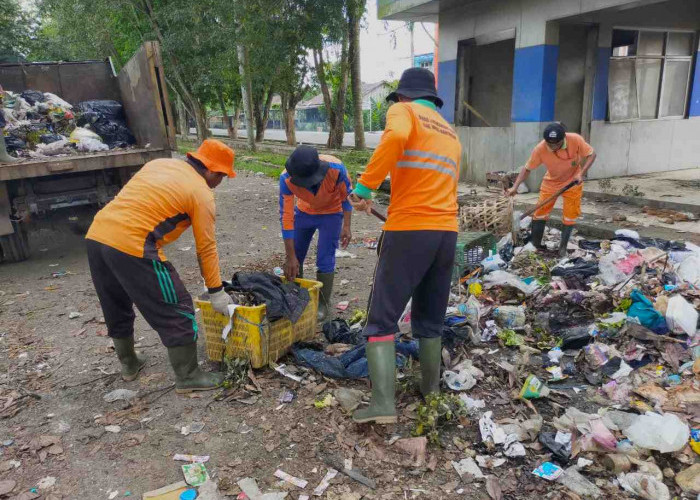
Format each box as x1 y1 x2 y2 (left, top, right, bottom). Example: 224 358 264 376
279 154 352 239
86 158 223 289
354 100 461 232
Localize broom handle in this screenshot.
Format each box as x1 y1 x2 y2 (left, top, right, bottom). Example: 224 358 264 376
520 180 579 220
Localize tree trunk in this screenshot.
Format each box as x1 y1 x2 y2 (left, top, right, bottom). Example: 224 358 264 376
237 43 256 151
257 88 274 143
348 0 366 150
192 100 209 142
176 94 188 136
230 99 240 140
329 29 350 149
217 90 235 140
281 93 297 146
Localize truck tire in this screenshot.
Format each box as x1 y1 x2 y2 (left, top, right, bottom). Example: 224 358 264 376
0 221 30 263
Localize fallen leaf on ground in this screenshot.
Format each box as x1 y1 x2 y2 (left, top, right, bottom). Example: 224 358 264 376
394 437 427 467
486 476 503 500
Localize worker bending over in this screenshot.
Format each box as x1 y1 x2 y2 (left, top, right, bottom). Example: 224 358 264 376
85 140 235 393
350 68 461 424
506 122 596 256
280 145 352 321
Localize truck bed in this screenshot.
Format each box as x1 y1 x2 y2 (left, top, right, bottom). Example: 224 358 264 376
0 148 170 181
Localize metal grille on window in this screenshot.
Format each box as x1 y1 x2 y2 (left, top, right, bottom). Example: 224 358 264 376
608 29 694 121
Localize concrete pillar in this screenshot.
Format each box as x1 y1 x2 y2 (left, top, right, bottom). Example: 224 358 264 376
511 23 559 123
690 38 700 118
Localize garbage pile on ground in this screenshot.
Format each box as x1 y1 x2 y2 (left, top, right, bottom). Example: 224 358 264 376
284 223 700 498
1 89 136 159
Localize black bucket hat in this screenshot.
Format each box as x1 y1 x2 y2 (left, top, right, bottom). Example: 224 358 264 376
285 145 329 188
543 122 566 144
386 67 443 108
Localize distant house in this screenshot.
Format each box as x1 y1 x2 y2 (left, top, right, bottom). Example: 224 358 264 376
296 81 394 131
413 52 434 69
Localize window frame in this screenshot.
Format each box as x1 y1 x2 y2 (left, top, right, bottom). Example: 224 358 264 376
608 27 696 123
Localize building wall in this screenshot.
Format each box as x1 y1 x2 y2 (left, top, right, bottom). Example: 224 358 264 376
435 0 700 187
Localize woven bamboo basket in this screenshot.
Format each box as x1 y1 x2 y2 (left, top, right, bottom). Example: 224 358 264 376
459 196 514 234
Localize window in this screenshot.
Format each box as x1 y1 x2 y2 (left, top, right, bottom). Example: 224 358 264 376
608 29 695 121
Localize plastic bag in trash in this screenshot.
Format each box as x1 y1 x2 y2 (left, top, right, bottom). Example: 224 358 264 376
20 90 46 106
35 139 71 156
69 127 103 143
84 118 135 148
75 137 109 152
484 270 539 295
323 319 362 345
551 258 599 279
43 92 73 110
675 255 700 286
627 289 668 334
598 253 627 286
623 412 690 453
40 133 64 144
76 100 125 120
4 135 25 152
665 295 698 336
538 432 571 463
618 472 670 500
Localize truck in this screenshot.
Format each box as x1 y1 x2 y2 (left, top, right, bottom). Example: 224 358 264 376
0 41 176 262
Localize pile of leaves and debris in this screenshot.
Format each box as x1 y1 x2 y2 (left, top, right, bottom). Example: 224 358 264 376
1 90 136 159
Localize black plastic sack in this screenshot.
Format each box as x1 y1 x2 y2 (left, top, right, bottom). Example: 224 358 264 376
5 136 25 152
499 242 514 262
578 240 601 251
0 111 5 129
88 119 135 148
560 326 593 349
20 90 45 106
323 319 362 345
40 133 63 144
76 100 125 120
551 258 599 279
538 432 571 463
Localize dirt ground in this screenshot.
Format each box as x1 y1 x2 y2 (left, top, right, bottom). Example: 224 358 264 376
0 170 688 499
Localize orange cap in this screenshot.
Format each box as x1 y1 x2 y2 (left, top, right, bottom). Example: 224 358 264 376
187 139 236 178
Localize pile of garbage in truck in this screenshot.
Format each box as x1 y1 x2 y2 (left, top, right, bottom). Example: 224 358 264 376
1 89 136 159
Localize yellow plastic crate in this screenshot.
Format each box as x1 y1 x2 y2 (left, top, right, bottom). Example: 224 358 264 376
195 278 322 368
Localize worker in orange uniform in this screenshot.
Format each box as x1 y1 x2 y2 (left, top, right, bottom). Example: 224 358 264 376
506 122 596 257
349 68 461 424
280 145 352 322
85 140 235 393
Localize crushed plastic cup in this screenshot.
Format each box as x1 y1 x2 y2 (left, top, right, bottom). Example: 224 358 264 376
519 374 550 399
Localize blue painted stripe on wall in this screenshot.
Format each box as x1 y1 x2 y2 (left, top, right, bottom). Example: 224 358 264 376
689 51 700 117
511 45 559 122
592 47 611 121
437 59 457 123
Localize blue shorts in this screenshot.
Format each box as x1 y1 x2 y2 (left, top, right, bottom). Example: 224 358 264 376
294 211 343 274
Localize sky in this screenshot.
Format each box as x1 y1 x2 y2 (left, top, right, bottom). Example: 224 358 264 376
360 1 437 83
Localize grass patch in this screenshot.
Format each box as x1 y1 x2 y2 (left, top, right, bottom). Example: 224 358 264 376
176 138 373 180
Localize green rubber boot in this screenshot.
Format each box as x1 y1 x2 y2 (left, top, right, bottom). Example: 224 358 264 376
0 135 18 163
298 263 304 279
112 336 147 382
558 225 574 257
352 341 398 424
419 337 442 397
167 344 224 394
530 219 547 250
316 271 335 323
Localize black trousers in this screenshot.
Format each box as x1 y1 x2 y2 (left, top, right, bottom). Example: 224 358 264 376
86 239 198 347
363 230 457 339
